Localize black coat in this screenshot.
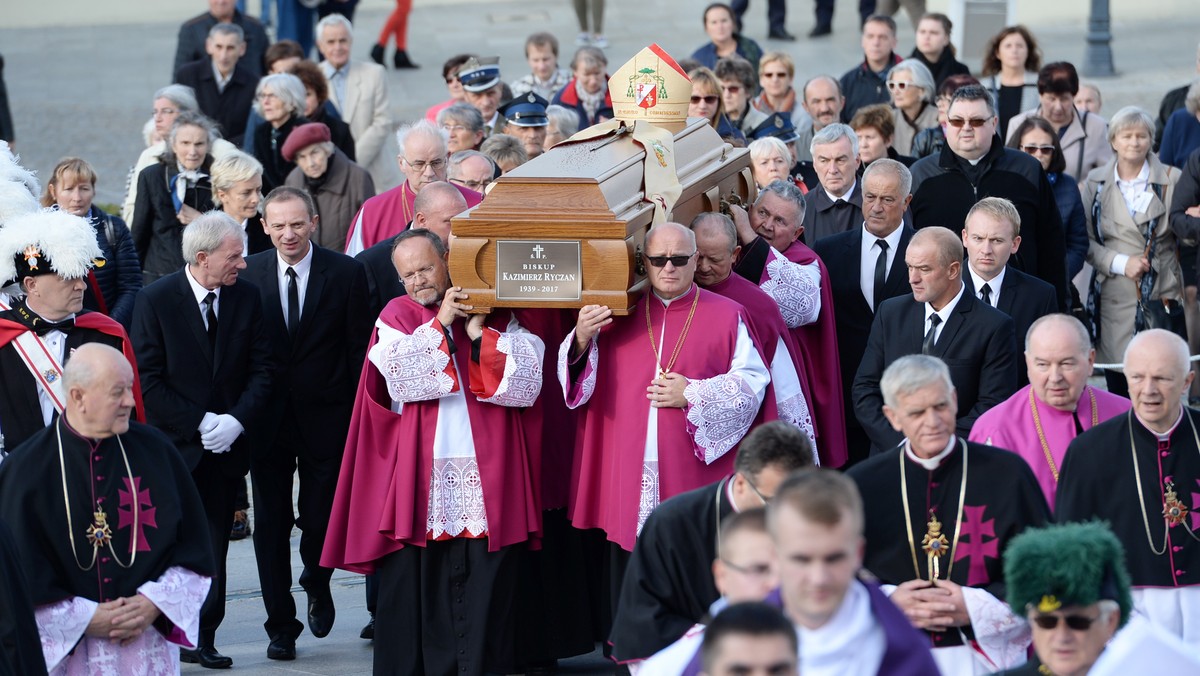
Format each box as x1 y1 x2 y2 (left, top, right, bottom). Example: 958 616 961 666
812 225 914 426
174 58 258 146
909 47 971 90
852 290 1018 454
355 231 407 319
909 140 1069 309
308 104 357 162
963 266 1057 385
241 245 372 457
173 9 269 77
253 114 309 194
131 270 273 477
130 158 215 279
82 205 143 330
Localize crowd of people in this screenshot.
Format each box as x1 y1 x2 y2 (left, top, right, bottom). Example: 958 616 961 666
4 1 1200 675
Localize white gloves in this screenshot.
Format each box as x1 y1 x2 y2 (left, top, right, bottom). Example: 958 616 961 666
199 412 219 435
200 414 244 454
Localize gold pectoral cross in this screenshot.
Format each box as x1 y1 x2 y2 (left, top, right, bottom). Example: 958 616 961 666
921 514 950 582
86 508 112 548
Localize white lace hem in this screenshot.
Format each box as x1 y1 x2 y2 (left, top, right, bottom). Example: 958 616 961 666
428 457 488 538
637 461 660 537
777 391 819 465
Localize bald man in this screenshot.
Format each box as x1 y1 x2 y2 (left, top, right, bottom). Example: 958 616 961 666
852 226 1018 454
1057 329 1200 643
560 221 771 552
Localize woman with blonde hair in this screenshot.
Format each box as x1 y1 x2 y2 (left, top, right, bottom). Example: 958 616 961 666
210 150 272 256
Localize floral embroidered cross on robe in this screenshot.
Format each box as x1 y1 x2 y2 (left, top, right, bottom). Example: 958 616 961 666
558 284 771 552
321 296 544 574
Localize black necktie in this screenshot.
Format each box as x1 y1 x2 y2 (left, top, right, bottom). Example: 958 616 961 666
922 314 942 355
980 282 992 307
203 291 218 347
286 267 299 338
873 239 889 310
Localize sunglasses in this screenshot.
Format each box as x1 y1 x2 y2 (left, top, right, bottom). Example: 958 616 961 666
762 72 789 79
643 253 696 267
1022 144 1056 155
1032 614 1099 631
947 117 991 128
887 81 914 91
691 95 719 105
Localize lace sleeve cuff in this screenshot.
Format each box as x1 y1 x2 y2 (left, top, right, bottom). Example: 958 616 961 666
370 318 459 402
35 596 96 671
760 255 822 328
138 566 212 648
961 585 1032 671
558 329 599 408
683 374 759 464
471 328 545 407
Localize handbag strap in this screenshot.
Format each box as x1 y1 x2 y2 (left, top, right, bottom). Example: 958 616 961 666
1139 179 1168 302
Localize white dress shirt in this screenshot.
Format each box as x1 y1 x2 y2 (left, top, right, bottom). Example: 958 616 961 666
823 178 856 205
276 244 314 328
184 265 219 330
212 61 232 93
858 223 904 309
1109 160 1152 275
967 264 1007 308
922 282 965 345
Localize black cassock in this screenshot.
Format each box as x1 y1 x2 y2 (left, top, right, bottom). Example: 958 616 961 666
1058 409 1200 588
0 518 47 675
847 439 1050 649
0 419 214 608
609 477 735 662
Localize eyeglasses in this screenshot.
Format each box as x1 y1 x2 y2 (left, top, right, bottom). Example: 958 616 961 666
399 264 438 286
404 157 447 172
947 117 991 128
1022 144 1056 155
643 252 696 268
741 472 772 505
720 558 773 577
1031 613 1100 631
721 84 742 94
762 72 789 79
690 95 719 105
887 81 915 91
450 177 487 191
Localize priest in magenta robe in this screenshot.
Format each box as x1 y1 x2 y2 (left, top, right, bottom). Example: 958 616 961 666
691 212 817 459
731 180 848 468
559 222 771 552
321 229 544 674
343 119 481 256
970 314 1130 508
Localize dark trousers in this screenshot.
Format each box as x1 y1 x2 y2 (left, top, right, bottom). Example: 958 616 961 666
192 457 239 647
250 423 340 640
731 0 787 33
814 0 834 28
374 539 519 676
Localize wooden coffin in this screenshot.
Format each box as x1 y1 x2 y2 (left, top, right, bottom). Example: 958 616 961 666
447 117 755 315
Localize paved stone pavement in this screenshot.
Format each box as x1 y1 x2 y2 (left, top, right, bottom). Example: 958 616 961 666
3 0 1199 673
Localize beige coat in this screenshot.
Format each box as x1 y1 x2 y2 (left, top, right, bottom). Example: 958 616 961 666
891 102 938 157
326 60 402 193
1007 105 1113 179
1083 154 1181 362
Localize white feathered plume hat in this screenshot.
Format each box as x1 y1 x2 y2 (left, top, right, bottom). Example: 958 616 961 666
0 140 41 225
0 208 105 283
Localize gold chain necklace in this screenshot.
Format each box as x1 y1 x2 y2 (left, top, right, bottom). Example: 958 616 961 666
901 438 968 582
1128 409 1200 556
646 288 700 378
1030 386 1098 483
57 421 139 571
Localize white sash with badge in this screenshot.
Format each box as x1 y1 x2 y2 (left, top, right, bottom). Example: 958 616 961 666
0 298 67 415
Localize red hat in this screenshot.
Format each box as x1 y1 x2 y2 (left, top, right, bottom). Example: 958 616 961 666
281 122 332 162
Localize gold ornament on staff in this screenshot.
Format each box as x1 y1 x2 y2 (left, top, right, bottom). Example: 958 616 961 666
921 513 950 582
1164 481 1189 527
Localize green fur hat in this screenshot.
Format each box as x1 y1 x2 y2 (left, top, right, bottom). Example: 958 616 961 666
1004 521 1133 627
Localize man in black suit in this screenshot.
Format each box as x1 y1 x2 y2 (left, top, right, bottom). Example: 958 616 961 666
961 197 1057 386
852 226 1017 455
812 159 914 465
242 187 372 660
131 211 272 669
175 0 269 77
356 182 466 318
802 123 863 244
174 23 257 146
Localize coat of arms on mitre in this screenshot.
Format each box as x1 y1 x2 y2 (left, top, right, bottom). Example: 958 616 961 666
629 67 668 109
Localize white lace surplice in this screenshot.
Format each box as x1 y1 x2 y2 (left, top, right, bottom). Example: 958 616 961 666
371 315 544 539
769 334 819 464
759 249 822 329
37 566 211 675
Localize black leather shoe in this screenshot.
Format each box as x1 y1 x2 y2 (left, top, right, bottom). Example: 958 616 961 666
307 591 336 638
768 29 797 41
188 646 233 669
370 43 385 66
809 24 833 37
360 613 375 640
393 49 420 69
267 636 297 661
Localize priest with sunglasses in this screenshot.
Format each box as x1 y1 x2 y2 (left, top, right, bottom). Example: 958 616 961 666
558 222 771 556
